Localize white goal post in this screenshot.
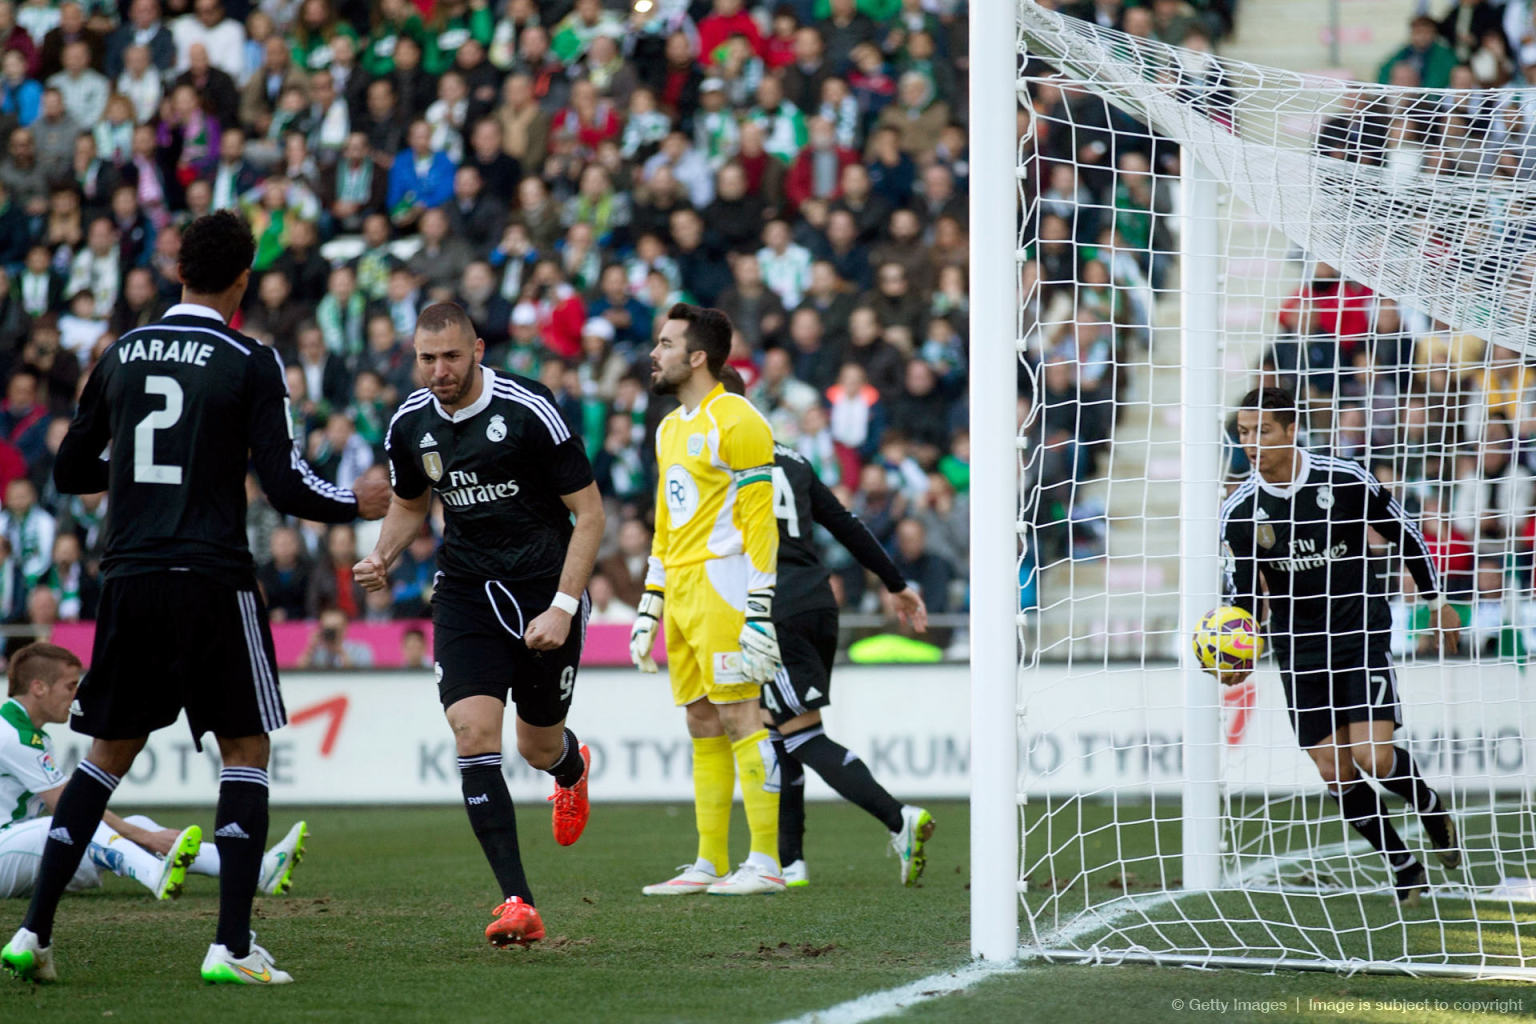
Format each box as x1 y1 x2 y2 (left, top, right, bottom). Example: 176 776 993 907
968 0 1536 978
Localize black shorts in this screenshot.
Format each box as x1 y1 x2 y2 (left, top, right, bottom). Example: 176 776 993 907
1280 646 1401 748
73 572 284 749
431 574 587 727
762 608 839 727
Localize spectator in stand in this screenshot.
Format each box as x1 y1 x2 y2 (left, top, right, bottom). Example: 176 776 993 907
891 516 954 615
386 118 455 229
717 251 786 350
1379 15 1457 89
257 524 311 622
301 606 375 668
1 475 53 587
750 345 819 441
584 570 635 625
173 0 247 79
787 114 858 212
827 360 885 462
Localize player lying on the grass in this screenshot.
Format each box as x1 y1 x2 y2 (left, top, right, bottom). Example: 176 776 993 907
1219 387 1462 906
630 305 785 896
0 643 307 902
354 302 603 948
718 369 935 888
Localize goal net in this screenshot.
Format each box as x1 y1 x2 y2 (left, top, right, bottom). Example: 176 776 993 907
1008 0 1536 979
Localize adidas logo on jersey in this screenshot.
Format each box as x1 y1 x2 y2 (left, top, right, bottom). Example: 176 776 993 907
420 432 437 448
215 823 251 840
48 827 73 845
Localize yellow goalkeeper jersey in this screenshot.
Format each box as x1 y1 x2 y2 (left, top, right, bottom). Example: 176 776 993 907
647 383 778 594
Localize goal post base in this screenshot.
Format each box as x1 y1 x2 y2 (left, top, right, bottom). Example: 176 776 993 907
1030 949 1536 983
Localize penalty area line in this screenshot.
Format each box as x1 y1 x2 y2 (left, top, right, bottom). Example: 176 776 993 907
769 959 1016 1024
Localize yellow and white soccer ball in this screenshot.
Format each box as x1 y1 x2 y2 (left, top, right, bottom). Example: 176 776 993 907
1192 606 1262 674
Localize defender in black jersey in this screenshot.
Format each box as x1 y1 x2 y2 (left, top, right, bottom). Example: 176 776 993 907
353 302 603 948
1220 388 1462 904
719 369 935 887
3 212 391 986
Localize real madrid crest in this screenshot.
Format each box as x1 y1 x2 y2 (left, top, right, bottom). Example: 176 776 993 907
1315 486 1333 510
423 451 444 481
1257 523 1276 549
687 433 705 457
487 413 507 442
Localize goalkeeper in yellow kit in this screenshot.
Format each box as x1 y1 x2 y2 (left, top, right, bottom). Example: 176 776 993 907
630 304 786 895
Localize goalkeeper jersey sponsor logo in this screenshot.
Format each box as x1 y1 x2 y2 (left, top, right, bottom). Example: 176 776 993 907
665 464 700 525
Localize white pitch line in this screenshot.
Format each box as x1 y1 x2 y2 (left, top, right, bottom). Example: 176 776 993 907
768 960 1016 1024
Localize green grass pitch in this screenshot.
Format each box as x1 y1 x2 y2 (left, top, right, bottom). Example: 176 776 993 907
2 801 1531 1023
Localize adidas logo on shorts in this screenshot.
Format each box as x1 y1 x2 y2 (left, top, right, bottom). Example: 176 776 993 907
214 823 251 840
47 827 73 845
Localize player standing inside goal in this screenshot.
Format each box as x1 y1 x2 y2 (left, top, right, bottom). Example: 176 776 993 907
1220 387 1463 905
717 368 935 887
353 302 604 948
630 305 785 896
2 211 391 985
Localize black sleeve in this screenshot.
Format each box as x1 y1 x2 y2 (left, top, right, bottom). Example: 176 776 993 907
54 359 112 495
809 473 907 594
1363 473 1440 601
246 348 359 522
1220 500 1258 618
385 407 430 501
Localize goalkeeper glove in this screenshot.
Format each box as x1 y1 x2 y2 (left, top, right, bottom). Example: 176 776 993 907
738 589 781 684
630 588 664 672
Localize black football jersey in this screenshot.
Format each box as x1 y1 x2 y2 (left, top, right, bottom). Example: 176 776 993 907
771 442 906 614
1219 449 1440 669
53 306 360 585
386 367 595 584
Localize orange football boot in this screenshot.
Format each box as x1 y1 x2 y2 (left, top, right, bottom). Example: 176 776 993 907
485 897 545 948
548 744 591 846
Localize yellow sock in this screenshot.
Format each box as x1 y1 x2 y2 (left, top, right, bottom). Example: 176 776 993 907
731 729 780 867
691 735 734 875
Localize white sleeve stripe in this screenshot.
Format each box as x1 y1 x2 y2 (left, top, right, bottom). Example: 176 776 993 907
289 447 355 503
1315 457 1438 586
493 381 570 443
494 379 569 442
385 391 435 452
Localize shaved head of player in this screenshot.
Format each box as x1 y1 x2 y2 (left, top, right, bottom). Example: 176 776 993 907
415 304 484 410
354 301 604 948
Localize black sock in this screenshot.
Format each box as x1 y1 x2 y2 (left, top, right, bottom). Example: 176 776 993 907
23 761 119 946
460 754 532 905
1330 781 1415 871
773 732 805 865
785 727 904 833
214 767 270 958
1376 747 1443 816
545 729 586 789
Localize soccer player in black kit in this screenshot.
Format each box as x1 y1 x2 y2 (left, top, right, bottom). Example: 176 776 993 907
1 211 391 985
719 369 935 887
1220 388 1462 905
353 302 604 948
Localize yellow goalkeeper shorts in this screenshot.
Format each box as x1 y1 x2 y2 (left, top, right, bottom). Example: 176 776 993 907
663 557 758 706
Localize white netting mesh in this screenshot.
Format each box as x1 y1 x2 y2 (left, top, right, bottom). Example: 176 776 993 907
1014 0 1536 979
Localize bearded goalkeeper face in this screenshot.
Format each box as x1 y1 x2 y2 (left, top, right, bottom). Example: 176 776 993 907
648 318 701 396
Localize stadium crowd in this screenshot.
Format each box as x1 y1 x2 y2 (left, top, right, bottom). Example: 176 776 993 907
0 0 1253 646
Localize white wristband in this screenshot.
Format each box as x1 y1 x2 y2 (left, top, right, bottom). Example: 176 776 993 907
551 591 580 615
1428 595 1448 613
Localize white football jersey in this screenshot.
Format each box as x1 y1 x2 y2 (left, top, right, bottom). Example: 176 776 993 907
0 699 64 828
